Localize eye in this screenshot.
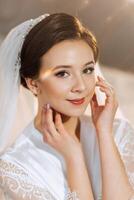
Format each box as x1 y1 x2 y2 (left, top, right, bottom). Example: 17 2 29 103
54 70 69 78
83 67 95 74
54 66 95 78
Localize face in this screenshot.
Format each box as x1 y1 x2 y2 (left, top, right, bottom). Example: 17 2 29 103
36 39 96 117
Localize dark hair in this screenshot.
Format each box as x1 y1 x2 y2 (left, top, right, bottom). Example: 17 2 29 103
20 12 99 96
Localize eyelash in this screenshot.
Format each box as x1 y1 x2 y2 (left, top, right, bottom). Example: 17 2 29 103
54 67 95 78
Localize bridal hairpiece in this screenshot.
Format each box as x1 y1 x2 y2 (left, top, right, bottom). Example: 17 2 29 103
14 14 50 78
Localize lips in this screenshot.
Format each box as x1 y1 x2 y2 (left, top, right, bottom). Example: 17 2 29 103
67 97 85 105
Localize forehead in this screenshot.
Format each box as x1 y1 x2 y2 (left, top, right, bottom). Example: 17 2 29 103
41 39 94 68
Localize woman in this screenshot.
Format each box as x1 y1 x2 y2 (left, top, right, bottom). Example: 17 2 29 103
0 12 133 200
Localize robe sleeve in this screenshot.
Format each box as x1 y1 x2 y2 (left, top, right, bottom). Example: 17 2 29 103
0 159 80 200
114 118 134 199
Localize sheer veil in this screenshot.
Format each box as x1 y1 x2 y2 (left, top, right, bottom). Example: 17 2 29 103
0 14 127 156
0 14 50 155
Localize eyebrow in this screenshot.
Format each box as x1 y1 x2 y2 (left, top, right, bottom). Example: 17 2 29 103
50 61 95 71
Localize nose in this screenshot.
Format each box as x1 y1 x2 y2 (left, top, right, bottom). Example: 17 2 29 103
71 75 86 93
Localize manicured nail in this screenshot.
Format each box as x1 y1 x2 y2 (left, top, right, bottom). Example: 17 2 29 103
42 103 50 112
98 76 105 81
46 103 50 110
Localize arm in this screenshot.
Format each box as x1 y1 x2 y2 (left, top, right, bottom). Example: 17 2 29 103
90 75 134 200
65 149 94 200
97 128 134 200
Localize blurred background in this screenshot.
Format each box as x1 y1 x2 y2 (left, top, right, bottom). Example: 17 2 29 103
0 0 134 124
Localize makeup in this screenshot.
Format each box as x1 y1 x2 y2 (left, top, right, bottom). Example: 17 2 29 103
67 98 85 105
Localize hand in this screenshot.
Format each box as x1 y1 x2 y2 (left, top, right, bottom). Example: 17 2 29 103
90 75 118 134
40 105 83 161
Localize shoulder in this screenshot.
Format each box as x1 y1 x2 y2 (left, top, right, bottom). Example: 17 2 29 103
80 114 134 145
0 120 38 166
113 117 134 132
81 115 134 137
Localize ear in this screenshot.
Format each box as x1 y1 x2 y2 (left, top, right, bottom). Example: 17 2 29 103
25 78 40 95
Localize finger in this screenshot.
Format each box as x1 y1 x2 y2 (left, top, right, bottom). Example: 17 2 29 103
98 84 113 95
55 112 67 135
43 130 54 144
99 86 111 96
41 106 54 136
45 106 60 137
96 77 114 93
96 81 113 90
97 75 107 82
41 107 55 143
41 106 46 133
99 87 114 104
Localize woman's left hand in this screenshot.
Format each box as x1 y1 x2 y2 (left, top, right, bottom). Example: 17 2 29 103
90 75 119 134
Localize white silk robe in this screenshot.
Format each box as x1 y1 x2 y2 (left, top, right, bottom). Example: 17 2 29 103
0 114 134 200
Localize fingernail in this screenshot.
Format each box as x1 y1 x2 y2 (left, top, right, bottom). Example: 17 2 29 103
42 104 48 111
100 76 105 80
46 103 50 110
98 76 104 81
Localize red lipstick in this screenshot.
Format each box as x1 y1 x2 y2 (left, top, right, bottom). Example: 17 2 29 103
67 97 85 105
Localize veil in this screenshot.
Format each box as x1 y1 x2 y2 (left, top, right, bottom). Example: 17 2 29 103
0 13 50 155
0 14 127 156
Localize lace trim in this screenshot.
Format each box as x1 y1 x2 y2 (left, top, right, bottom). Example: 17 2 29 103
0 159 80 200
97 193 102 200
114 119 134 190
65 191 80 200
0 159 28 176
0 159 57 200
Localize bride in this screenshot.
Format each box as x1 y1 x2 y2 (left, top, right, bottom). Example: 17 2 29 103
0 12 134 200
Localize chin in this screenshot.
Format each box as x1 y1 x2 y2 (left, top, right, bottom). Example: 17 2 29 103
60 109 86 118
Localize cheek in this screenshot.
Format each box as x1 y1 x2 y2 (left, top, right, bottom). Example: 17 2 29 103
86 76 96 92
40 75 96 99
41 79 69 98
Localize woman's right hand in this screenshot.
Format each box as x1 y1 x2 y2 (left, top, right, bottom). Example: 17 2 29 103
39 104 94 200
40 104 83 162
